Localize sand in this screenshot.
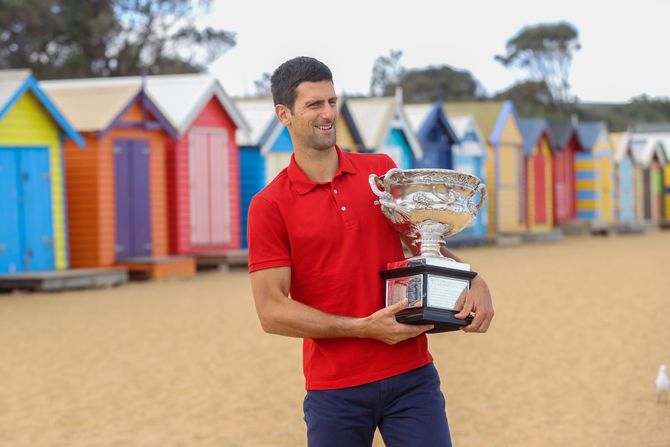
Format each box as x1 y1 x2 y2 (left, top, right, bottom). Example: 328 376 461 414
0 231 669 447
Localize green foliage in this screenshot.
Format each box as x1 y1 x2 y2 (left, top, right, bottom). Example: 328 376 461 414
495 22 580 106
0 0 235 78
577 96 670 132
396 65 484 103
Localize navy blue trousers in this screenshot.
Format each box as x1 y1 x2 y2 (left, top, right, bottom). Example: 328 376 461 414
303 363 452 447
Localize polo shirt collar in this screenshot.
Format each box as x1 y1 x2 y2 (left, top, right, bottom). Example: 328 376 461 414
287 145 356 195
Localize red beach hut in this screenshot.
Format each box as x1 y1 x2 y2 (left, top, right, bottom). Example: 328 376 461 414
142 74 250 259
546 120 581 225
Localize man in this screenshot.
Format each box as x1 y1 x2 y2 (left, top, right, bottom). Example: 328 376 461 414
247 56 494 447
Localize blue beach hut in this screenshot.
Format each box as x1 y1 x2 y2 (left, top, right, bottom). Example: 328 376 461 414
0 70 83 273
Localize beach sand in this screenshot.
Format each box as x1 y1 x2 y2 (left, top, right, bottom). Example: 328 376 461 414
1 230 669 447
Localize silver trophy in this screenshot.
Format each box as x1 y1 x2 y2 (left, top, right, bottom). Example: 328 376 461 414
369 168 487 333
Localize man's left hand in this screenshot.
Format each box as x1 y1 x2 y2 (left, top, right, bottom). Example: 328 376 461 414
453 275 494 333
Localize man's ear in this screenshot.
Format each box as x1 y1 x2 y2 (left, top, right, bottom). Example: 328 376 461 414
275 104 291 126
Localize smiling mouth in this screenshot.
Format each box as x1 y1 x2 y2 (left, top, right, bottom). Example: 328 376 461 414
315 124 333 131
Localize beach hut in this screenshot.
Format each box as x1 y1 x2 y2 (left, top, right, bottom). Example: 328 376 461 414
444 101 526 238
518 118 557 237
42 77 186 275
629 132 668 227
447 114 489 244
404 101 459 169
0 70 83 273
546 120 580 226
347 90 423 169
629 125 670 227
574 122 616 229
336 99 366 153
610 132 644 232
139 74 250 258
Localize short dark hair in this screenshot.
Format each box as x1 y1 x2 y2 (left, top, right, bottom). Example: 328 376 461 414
270 56 333 110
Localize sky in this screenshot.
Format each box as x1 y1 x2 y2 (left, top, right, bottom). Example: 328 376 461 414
206 0 669 103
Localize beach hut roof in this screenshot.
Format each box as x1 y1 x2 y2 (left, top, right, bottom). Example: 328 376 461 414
140 73 250 136
545 119 575 151
233 97 282 149
346 90 423 159
443 100 512 144
629 133 669 166
42 76 177 139
609 132 632 162
338 98 366 151
575 121 607 151
404 101 459 144
518 118 547 156
0 69 83 146
448 114 487 158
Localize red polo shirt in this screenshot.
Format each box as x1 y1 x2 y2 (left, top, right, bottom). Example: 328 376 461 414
247 146 432 390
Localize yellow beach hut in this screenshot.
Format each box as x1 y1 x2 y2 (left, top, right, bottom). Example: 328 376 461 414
444 101 526 239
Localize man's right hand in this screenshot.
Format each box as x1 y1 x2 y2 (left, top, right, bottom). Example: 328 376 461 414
359 299 434 345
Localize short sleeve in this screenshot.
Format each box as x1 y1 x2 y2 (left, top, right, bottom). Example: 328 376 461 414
378 153 398 174
247 195 291 273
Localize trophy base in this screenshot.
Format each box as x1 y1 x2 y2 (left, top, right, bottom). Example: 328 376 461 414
396 307 474 333
381 262 478 334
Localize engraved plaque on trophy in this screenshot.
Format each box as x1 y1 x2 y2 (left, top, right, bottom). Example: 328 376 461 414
370 168 487 333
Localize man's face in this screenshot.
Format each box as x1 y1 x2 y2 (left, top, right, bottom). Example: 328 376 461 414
280 80 337 151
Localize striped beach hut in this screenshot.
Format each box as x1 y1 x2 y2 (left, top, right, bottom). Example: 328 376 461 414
518 118 556 235
574 122 615 228
347 90 422 169
42 78 178 268
141 74 250 256
444 101 526 237
447 114 489 244
404 101 459 169
0 70 83 273
546 120 580 225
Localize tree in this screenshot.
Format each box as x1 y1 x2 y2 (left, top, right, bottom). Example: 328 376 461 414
253 72 271 97
0 0 236 79
495 22 580 108
369 49 404 97
397 65 484 103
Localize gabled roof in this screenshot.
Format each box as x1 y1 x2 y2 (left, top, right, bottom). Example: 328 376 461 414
42 76 177 139
140 73 250 136
545 119 575 151
629 132 670 166
404 101 459 145
518 118 547 156
233 97 281 150
338 99 366 151
575 121 607 151
609 132 632 162
443 101 507 142
346 90 423 159
448 114 486 158
0 70 83 146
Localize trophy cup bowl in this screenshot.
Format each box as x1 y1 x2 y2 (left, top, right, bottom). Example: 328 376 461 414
369 168 487 333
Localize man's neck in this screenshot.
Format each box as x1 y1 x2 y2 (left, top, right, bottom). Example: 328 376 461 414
294 145 339 183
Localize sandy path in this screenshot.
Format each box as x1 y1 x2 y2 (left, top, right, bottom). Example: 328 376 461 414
0 231 669 446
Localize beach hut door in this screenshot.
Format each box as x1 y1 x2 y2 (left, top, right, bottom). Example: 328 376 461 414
188 129 231 247
0 148 55 273
114 140 152 259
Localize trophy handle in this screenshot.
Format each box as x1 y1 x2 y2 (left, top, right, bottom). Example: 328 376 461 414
473 183 488 214
369 174 387 198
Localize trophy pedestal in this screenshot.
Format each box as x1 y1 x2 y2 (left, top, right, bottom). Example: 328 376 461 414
381 258 477 333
